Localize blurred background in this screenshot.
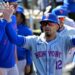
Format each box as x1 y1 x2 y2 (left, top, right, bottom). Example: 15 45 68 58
17 0 54 35
15 0 63 34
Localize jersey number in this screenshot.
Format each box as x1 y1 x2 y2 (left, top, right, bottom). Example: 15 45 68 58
56 60 62 69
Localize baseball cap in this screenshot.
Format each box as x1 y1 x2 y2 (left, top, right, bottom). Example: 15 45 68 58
51 6 68 18
16 5 24 14
40 13 59 25
3 0 17 2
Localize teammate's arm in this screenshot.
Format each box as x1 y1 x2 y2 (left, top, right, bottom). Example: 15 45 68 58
0 3 24 46
5 22 25 46
26 50 32 65
0 20 7 42
25 50 32 74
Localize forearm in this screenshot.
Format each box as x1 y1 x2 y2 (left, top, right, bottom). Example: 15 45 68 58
5 21 25 46
15 46 18 64
0 20 7 42
26 50 32 65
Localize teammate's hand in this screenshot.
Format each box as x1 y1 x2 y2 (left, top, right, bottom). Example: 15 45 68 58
25 65 31 74
0 2 14 22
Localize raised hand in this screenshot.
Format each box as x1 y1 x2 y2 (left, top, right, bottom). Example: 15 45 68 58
0 2 15 22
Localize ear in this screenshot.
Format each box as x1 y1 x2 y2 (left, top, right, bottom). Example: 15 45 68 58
40 26 43 32
56 24 59 31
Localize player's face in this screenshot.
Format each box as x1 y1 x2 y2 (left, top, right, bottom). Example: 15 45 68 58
41 21 59 36
58 17 65 28
16 13 23 24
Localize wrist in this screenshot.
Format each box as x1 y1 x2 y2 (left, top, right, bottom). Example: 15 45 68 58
7 18 12 23
4 14 12 23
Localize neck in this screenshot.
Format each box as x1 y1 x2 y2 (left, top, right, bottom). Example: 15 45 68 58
59 26 64 32
45 33 57 42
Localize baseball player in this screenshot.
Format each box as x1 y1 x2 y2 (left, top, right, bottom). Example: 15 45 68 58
16 5 33 75
0 0 19 75
51 6 75 64
1 3 75 75
51 6 75 75
51 5 75 28
51 6 75 36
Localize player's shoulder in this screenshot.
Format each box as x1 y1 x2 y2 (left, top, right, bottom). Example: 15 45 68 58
65 17 75 27
64 24 75 30
58 32 71 40
65 17 74 22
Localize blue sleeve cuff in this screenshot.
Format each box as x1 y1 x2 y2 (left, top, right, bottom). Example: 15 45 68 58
5 20 25 46
26 50 32 65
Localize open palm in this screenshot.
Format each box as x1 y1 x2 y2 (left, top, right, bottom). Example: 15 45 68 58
0 3 14 21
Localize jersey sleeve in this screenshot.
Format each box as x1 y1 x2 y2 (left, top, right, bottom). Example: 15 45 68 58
25 50 32 65
5 21 24 46
5 20 36 49
0 20 7 42
23 35 36 50
65 36 74 51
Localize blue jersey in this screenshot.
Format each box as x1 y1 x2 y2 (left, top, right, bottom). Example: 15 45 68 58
64 0 75 12
0 20 6 42
17 24 32 64
0 15 17 68
64 0 75 3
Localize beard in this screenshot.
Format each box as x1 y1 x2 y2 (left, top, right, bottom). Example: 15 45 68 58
45 32 51 37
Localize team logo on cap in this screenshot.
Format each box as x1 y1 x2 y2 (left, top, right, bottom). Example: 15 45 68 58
45 14 50 19
59 10 63 14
